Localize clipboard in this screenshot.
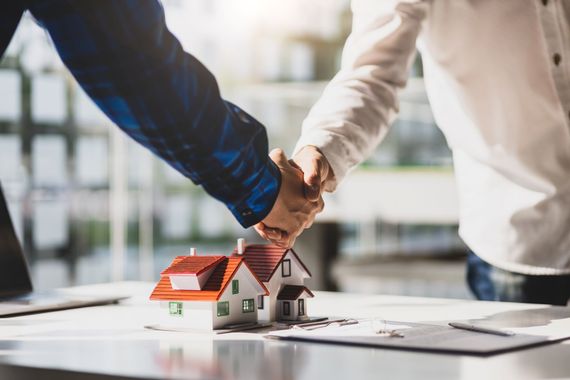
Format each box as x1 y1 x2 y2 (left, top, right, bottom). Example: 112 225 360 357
265 319 557 356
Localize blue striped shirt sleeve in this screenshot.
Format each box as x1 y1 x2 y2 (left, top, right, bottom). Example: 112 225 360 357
26 0 281 227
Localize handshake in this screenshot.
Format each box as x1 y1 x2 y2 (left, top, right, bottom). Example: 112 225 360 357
255 146 333 249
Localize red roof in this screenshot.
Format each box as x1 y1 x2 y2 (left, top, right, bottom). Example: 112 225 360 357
277 285 314 300
161 255 225 276
150 257 269 301
231 244 311 282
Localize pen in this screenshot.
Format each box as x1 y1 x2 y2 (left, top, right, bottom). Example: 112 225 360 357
292 318 359 331
448 322 515 337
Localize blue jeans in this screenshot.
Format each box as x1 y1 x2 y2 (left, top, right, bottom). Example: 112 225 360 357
466 252 570 306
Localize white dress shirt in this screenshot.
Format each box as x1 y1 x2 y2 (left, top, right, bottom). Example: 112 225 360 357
294 0 570 274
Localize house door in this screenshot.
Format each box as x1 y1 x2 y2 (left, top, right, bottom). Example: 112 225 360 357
298 299 305 316
283 301 290 316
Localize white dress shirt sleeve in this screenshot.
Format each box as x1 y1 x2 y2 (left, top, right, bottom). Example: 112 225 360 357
293 0 428 191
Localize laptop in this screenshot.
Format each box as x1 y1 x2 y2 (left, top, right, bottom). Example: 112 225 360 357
0 182 126 317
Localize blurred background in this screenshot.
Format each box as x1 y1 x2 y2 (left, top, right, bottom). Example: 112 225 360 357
0 0 470 299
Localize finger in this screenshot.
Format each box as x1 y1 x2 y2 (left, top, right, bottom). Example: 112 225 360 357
274 237 294 249
304 181 321 202
303 197 324 229
305 215 316 229
293 155 323 202
264 227 283 240
257 223 286 244
304 162 323 202
272 232 292 248
254 223 271 241
291 157 319 201
269 148 289 167
267 237 285 246
285 235 297 249
317 196 325 213
288 159 301 171
283 224 305 248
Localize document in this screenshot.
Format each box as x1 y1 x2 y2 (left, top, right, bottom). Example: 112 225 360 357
266 319 570 355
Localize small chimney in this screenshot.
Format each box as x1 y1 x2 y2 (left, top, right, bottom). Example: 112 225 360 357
237 238 245 255
189 247 197 256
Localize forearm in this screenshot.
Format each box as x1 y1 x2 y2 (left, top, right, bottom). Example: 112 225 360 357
29 0 279 227
295 0 427 190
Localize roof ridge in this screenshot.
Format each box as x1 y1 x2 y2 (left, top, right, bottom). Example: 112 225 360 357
160 255 226 276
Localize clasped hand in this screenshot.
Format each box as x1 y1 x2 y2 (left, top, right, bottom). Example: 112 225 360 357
254 146 333 248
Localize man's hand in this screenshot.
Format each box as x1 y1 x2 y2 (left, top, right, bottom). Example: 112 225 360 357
254 148 324 248
290 145 334 206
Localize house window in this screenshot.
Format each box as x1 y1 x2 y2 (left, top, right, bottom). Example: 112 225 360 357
169 302 183 317
283 301 290 316
217 301 230 317
298 299 305 316
282 259 291 277
258 295 264 310
242 299 255 313
232 279 239 294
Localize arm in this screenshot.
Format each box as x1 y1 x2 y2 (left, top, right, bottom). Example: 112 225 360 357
28 0 279 227
293 0 428 191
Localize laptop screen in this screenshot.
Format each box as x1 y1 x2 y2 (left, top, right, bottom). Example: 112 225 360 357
0 183 33 297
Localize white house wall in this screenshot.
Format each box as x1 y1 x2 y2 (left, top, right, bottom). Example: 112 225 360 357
160 300 214 330
257 295 271 321
170 275 200 290
211 264 265 329
169 265 217 290
261 251 309 322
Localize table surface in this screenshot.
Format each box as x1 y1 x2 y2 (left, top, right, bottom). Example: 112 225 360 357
0 282 569 380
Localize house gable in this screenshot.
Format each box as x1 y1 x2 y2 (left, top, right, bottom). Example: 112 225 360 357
265 250 310 293
218 264 268 301
212 263 268 329
233 245 311 284
281 250 311 280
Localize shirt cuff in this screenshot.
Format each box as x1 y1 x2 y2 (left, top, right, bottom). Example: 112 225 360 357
293 130 353 192
229 158 282 228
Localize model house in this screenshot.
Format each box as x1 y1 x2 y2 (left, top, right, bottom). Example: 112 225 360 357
150 249 268 330
232 239 314 322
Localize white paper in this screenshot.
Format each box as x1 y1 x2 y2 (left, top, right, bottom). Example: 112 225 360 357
268 307 570 355
281 319 412 338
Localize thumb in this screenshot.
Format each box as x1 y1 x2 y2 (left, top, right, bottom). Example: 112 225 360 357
303 169 321 202
296 156 322 202
269 148 289 167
